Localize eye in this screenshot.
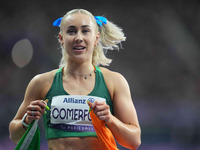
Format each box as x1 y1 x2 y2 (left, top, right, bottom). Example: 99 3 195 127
67 29 76 35
82 29 90 34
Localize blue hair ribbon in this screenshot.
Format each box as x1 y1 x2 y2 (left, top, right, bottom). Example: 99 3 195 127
53 17 62 27
94 16 107 26
53 16 107 27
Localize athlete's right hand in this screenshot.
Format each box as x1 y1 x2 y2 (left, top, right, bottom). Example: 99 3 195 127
25 100 48 124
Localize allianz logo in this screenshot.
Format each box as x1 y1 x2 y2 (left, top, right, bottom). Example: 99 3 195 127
63 97 95 104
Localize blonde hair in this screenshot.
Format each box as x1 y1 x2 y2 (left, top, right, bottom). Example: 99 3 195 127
58 9 126 68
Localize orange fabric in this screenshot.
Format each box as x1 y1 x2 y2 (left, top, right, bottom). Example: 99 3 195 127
90 110 119 150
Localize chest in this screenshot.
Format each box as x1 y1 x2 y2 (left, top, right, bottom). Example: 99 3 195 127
63 77 95 95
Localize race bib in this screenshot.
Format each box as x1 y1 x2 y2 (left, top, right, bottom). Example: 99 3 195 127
50 95 106 132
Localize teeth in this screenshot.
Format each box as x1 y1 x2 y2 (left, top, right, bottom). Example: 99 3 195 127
74 47 85 50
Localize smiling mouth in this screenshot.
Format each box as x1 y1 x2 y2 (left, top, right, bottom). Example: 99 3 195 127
73 46 86 51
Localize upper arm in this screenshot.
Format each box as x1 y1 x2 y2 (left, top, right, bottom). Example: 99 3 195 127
102 68 140 127
12 75 43 120
12 72 53 120
113 73 140 126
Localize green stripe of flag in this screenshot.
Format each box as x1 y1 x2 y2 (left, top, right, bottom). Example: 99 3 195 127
15 120 40 150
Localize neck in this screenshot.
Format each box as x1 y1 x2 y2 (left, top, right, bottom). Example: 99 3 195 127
64 61 95 80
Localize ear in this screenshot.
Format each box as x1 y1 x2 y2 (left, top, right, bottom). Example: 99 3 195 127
59 33 64 45
95 32 100 46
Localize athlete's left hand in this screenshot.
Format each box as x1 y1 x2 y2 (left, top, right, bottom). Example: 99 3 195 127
88 101 113 124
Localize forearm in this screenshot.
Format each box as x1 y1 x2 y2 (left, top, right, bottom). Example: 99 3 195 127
107 115 141 149
9 119 26 144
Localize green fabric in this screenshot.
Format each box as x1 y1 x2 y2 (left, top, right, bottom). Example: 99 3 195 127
15 120 40 150
43 66 113 139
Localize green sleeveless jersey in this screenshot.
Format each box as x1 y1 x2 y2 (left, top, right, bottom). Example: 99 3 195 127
43 66 113 139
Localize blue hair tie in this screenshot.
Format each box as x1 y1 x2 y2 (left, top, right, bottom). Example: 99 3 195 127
94 16 107 26
53 16 107 27
53 17 62 27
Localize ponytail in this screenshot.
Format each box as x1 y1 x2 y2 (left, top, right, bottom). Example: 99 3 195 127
92 19 126 66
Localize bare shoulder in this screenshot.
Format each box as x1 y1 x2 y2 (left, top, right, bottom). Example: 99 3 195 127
100 67 127 84
100 67 129 99
25 69 58 100
32 69 57 85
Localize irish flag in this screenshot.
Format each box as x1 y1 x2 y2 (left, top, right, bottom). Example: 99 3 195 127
15 120 40 150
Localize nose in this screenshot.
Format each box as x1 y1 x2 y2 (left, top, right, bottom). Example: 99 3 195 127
75 32 83 43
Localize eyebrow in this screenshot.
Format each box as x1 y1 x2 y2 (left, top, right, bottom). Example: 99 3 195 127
67 25 91 29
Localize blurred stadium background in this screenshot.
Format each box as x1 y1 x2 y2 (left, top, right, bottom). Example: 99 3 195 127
0 0 200 149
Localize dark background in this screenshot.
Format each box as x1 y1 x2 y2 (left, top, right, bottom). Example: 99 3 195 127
0 0 200 149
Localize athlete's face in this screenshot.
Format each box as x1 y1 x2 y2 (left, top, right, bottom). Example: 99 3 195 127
59 13 99 64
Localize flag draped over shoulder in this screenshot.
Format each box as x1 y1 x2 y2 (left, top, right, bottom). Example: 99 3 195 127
15 120 40 150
